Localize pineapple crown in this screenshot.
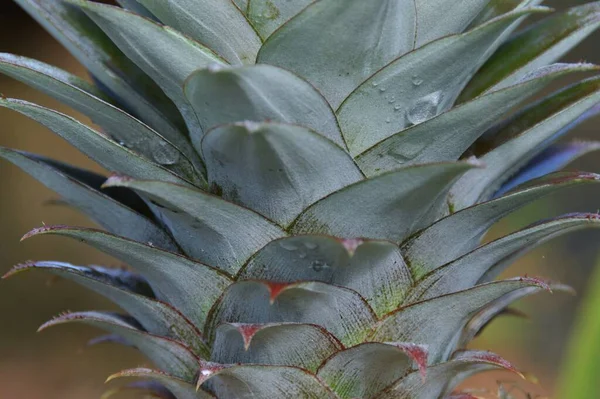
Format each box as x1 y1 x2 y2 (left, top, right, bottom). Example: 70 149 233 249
2 0 600 398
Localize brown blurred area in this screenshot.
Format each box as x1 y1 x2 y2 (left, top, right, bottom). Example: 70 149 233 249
0 1 598 398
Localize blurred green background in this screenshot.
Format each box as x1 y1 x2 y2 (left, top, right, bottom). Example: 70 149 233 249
0 1 599 398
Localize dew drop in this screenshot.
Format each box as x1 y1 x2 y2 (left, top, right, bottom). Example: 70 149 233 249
279 241 298 251
412 75 423 86
152 141 181 165
385 117 392 124
303 242 318 250
298 252 307 259
379 87 387 93
310 260 329 272
372 82 379 87
406 91 443 126
394 105 402 111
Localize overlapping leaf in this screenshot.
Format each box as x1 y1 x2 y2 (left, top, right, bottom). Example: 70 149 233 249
403 172 600 278
103 176 285 273
25 226 231 330
5 261 206 356
0 53 203 185
14 0 184 136
201 122 362 226
292 161 476 242
136 0 261 65
184 65 345 146
74 0 226 140
0 149 176 251
452 77 600 209
337 7 549 155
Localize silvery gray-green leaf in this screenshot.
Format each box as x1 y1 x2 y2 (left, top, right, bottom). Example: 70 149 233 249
0 53 203 185
74 0 226 144
317 342 427 399
258 0 417 109
40 311 199 380
14 0 184 137
184 65 345 147
377 351 521 399
116 0 157 19
108 368 215 399
413 0 492 47
403 172 599 278
211 323 341 371
247 0 313 40
0 99 193 187
6 261 205 355
461 2 600 100
406 214 600 303
468 0 544 27
371 278 551 363
206 281 376 347
451 78 600 210
202 122 362 226
0 149 176 251
292 162 476 242
103 176 286 273
337 7 549 156
457 283 573 350
356 63 598 175
136 0 261 65
240 236 413 317
198 364 338 399
26 226 231 330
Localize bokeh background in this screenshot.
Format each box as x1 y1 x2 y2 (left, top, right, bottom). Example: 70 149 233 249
0 1 598 398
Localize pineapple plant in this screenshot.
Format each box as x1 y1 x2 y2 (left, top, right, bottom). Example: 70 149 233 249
2 0 600 397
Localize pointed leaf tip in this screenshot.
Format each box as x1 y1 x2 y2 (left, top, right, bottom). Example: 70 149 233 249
265 281 293 304
454 350 524 379
338 238 365 257
230 323 263 351
392 342 428 380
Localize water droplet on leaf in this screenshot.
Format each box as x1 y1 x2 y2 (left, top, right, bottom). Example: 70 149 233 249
406 91 443 126
310 260 329 272
279 241 298 251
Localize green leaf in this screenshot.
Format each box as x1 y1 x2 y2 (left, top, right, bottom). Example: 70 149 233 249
461 2 600 100
403 172 600 279
377 350 522 399
136 0 261 65
371 278 552 363
240 236 413 317
337 7 549 156
292 161 477 242
556 254 600 399
6 261 206 356
257 0 417 109
74 0 226 143
25 226 231 331
40 311 199 380
0 148 176 251
356 63 598 175
0 53 204 185
406 214 600 303
103 176 285 273
184 65 345 147
14 0 184 137
212 323 341 371
107 368 215 399
201 122 362 226
451 77 600 210
317 342 427 399
247 0 313 40
197 364 337 398
0 99 193 187
206 281 376 347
